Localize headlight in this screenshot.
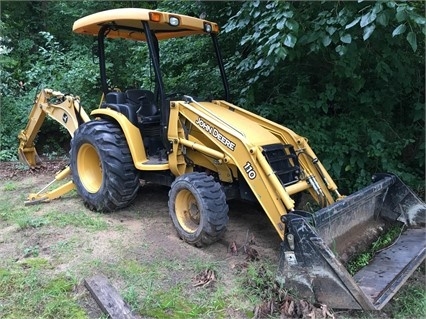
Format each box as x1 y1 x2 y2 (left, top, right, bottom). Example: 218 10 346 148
169 16 179 26
204 23 212 33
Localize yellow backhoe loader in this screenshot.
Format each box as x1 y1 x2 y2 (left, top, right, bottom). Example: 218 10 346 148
18 8 425 310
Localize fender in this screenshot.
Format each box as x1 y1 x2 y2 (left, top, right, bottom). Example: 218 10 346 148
91 108 148 167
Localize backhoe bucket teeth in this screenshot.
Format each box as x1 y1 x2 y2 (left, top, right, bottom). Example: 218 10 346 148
278 173 426 310
18 146 42 169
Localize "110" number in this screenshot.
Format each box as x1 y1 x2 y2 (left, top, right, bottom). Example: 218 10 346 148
243 162 257 180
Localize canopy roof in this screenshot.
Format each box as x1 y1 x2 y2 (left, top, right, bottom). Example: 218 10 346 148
73 8 219 41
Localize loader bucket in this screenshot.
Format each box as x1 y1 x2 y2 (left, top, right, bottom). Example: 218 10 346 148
278 173 425 310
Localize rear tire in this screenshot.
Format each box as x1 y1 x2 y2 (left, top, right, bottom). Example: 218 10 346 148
168 172 229 246
70 120 139 212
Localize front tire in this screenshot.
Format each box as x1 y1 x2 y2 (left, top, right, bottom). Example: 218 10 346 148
70 120 140 212
168 172 229 246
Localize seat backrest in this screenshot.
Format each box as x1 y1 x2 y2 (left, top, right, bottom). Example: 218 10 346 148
126 89 154 105
102 89 159 126
105 91 126 104
126 89 158 117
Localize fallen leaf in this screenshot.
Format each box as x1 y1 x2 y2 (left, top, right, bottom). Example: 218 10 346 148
192 268 216 288
245 246 259 261
229 241 238 255
253 300 275 318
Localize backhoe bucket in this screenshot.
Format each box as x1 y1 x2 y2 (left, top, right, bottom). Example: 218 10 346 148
278 173 425 310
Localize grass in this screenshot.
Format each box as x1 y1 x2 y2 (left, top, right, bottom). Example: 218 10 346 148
346 224 404 275
386 264 426 319
16 257 52 269
50 237 80 256
0 187 109 318
44 210 108 230
238 261 277 301
23 245 40 257
100 258 232 318
0 263 86 319
391 285 426 319
0 201 108 232
0 201 42 229
3 181 17 191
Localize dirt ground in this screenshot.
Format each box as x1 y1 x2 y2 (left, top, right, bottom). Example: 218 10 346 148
0 160 424 319
0 159 282 261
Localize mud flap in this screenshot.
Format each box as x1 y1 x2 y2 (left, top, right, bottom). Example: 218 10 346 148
277 173 426 310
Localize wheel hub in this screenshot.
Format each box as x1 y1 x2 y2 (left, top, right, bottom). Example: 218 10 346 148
176 189 200 233
77 143 103 193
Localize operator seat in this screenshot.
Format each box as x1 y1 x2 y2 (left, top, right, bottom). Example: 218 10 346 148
102 89 160 127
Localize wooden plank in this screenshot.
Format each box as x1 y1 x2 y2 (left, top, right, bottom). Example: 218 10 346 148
84 274 142 319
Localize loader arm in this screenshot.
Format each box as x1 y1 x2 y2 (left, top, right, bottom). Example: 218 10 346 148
168 98 343 240
18 88 90 205
212 100 344 205
18 88 90 168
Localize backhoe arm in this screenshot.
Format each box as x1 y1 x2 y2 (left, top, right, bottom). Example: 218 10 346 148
18 88 90 205
18 88 90 168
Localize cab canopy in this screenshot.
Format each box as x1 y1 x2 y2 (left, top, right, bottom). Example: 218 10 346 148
72 8 219 41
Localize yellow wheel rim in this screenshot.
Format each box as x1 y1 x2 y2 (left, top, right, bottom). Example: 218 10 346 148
175 189 200 233
77 143 103 193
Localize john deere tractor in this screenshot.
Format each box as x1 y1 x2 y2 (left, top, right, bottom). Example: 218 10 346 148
18 8 425 310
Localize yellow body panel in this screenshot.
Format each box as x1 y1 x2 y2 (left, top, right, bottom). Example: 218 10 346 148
168 101 290 239
188 102 281 147
213 100 338 204
91 108 169 171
